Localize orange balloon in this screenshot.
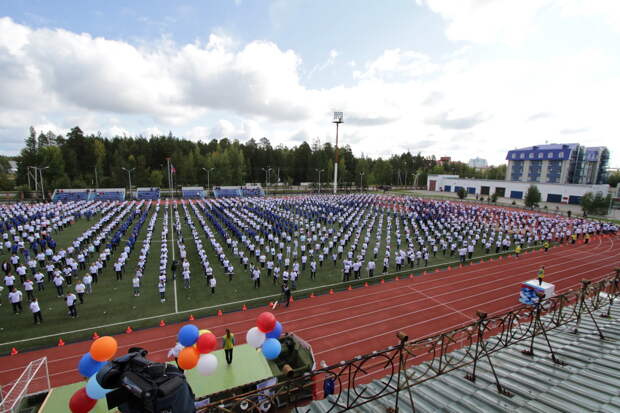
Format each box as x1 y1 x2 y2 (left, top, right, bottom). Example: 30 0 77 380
89 336 118 362
177 347 199 370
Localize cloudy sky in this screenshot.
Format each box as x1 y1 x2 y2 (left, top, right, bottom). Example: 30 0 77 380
1 0 619 165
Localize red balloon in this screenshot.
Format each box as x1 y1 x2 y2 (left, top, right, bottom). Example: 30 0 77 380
69 387 97 413
196 332 217 354
257 312 276 333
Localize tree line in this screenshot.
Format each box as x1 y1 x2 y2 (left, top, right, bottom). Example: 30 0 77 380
10 126 508 192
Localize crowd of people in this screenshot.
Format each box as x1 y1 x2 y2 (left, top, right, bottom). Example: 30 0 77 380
1 194 617 326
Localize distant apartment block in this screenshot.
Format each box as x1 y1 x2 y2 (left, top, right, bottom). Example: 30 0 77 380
468 157 488 169
505 144 609 185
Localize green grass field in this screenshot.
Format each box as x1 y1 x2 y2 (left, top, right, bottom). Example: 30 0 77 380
0 199 534 354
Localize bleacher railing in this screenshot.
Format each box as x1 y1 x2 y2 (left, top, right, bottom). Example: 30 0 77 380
196 270 620 412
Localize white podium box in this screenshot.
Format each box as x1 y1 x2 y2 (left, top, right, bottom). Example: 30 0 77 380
519 280 556 305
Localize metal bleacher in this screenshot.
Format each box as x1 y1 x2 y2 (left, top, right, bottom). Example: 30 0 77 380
136 187 160 200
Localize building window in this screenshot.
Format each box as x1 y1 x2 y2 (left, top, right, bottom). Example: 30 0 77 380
512 153 516 159
559 152 564 159
538 152 543 158
529 153 534 159
548 152 553 158
520 153 525 159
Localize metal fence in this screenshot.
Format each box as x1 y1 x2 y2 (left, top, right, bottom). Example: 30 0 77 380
197 270 620 412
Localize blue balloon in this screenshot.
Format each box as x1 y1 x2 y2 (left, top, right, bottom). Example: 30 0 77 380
178 324 200 347
85 372 113 400
78 353 104 378
266 321 282 339
262 338 282 360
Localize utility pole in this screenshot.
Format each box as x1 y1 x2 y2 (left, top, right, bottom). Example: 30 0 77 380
166 158 173 199
360 171 365 192
39 167 49 200
202 167 214 195
333 112 343 194
316 169 324 194
262 167 272 195
94 166 99 188
121 167 135 199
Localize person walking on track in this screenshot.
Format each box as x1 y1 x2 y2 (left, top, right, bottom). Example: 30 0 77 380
223 329 235 365
537 266 545 286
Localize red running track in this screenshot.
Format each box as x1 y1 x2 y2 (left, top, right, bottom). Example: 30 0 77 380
1 234 617 390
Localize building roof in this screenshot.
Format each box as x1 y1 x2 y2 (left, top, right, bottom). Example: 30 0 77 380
308 302 620 413
506 144 579 161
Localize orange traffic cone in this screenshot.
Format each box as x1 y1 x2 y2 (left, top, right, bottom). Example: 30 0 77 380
423 271 427 275
364 282 369 287
188 314 195 321
347 285 352 291
435 268 440 273
159 320 166 327
380 279 385 284
329 289 334 295
409 274 414 279
92 332 100 340
57 338 65 347
126 326 133 334
310 293 315 298
268 301 273 307
217 309 223 317
242 304 247 311
289 296 294 303
10 347 18 356
447 265 451 271
395 276 400 281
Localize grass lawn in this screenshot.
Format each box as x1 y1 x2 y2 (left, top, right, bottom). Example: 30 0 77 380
1 198 537 354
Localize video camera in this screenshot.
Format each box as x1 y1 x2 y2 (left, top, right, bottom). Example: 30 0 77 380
97 347 196 413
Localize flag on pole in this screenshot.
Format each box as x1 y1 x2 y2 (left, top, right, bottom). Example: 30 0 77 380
171 165 176 174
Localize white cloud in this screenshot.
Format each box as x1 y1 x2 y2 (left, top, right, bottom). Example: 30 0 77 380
353 49 438 80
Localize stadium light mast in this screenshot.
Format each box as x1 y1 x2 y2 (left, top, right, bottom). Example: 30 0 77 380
332 111 343 194
121 167 135 198
315 168 324 194
202 167 214 194
360 171 365 192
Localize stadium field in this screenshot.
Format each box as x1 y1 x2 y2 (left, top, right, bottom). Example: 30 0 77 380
0 195 578 353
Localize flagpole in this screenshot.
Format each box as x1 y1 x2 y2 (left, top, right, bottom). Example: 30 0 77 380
166 157 172 199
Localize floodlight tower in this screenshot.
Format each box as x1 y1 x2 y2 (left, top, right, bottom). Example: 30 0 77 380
332 111 343 194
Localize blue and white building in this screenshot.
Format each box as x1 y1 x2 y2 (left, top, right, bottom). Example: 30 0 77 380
505 143 609 185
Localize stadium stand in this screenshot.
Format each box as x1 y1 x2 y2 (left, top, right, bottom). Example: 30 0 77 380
182 186 206 199
51 189 91 202
92 188 125 201
136 187 160 200
241 186 264 197
213 186 243 198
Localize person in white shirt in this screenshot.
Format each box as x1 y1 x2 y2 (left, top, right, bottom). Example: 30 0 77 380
30 297 43 324
182 269 191 289
75 281 86 304
132 275 140 296
53 274 64 297
23 278 34 301
83 274 93 294
9 287 23 314
34 271 45 291
4 273 15 289
158 281 166 302
209 276 216 294
114 261 123 280
66 292 78 318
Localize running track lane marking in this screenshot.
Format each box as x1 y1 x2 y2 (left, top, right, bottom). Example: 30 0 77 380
0 236 614 377
0 236 612 365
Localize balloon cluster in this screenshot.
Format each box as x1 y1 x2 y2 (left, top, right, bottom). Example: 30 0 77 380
70 336 119 413
246 312 283 360
176 325 219 376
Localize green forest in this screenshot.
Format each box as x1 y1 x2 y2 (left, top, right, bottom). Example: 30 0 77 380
7 126 509 191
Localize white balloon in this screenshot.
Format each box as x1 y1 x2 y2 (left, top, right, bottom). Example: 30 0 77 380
196 354 218 376
246 327 266 348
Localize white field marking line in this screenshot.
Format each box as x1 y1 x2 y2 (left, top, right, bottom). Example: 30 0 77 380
406 284 473 322
1 237 614 377
171 209 178 314
0 235 609 364
19 261 617 384
311 250 617 357
0 234 610 367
